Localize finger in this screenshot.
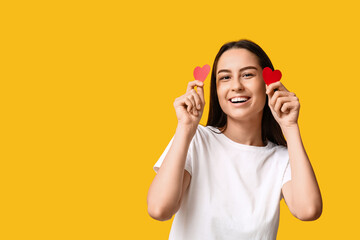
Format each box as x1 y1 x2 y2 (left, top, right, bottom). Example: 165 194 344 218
192 107 198 116
273 99 283 118
186 93 196 111
283 98 300 112
279 95 299 112
196 84 205 106
269 91 293 107
266 81 288 94
274 96 293 114
189 97 198 116
173 96 181 108
190 90 202 110
186 80 204 93
281 102 294 113
266 83 281 99
184 98 193 113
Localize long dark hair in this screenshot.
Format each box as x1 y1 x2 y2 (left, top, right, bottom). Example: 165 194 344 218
206 39 287 147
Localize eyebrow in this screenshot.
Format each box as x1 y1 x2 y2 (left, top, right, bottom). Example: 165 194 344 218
217 66 258 75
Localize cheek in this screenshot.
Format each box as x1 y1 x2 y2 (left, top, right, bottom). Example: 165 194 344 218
257 86 266 102
216 85 226 101
255 78 266 91
255 78 266 92
253 82 267 105
216 87 229 111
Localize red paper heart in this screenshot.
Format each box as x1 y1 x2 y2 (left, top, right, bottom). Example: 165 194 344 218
262 67 282 86
193 64 210 82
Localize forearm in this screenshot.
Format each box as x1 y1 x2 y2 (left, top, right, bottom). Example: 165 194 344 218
147 124 195 219
282 124 322 218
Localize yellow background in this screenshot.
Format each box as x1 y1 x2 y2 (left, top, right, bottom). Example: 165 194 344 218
1 0 359 239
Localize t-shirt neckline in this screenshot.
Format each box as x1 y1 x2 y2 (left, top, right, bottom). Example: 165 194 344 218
206 125 273 151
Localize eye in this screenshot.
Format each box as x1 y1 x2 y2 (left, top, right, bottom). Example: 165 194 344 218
219 75 230 80
242 73 254 78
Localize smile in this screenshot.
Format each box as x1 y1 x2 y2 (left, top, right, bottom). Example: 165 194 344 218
228 97 251 106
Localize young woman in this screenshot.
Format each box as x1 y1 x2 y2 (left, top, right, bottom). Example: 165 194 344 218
147 39 322 239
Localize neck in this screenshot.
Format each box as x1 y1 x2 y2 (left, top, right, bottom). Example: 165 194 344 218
220 113 265 147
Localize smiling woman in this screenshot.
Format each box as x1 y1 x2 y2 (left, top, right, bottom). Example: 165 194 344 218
215 48 268 142
147 39 322 240
208 40 286 146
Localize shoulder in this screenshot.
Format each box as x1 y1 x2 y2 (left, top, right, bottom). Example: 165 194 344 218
266 139 287 151
271 142 288 154
193 124 220 140
189 124 219 147
196 124 210 132
267 141 289 165
196 124 221 135
194 124 211 136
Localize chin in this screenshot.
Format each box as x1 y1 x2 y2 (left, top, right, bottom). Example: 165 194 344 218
226 111 250 121
226 108 264 122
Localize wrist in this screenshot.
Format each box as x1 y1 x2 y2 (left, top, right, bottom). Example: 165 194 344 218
281 124 300 138
176 123 197 139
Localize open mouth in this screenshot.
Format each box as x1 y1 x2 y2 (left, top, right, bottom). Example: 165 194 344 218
229 97 250 104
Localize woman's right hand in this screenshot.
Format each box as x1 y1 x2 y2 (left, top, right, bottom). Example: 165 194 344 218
173 80 205 131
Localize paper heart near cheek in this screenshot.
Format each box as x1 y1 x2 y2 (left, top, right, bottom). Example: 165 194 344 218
193 64 210 82
262 67 282 86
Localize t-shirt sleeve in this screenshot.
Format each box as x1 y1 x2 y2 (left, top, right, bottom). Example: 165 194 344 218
281 160 292 187
153 135 193 176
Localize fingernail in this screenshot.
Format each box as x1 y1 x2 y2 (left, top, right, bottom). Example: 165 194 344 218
197 104 201 109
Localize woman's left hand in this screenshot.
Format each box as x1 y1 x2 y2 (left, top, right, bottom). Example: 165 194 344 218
266 81 300 129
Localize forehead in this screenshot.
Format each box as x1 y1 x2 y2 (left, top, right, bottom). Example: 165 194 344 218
217 48 260 70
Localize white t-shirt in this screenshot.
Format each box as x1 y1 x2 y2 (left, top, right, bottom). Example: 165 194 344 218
153 124 291 240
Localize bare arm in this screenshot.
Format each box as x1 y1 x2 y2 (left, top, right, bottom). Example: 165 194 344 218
266 81 323 221
281 125 323 221
147 124 194 221
147 80 205 221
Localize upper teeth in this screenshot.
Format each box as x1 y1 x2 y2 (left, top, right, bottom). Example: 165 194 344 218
231 97 248 102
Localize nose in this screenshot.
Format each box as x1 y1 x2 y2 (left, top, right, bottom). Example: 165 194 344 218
231 77 244 92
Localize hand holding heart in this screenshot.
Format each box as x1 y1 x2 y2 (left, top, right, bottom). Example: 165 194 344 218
174 80 205 131
266 81 300 129
173 65 209 132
